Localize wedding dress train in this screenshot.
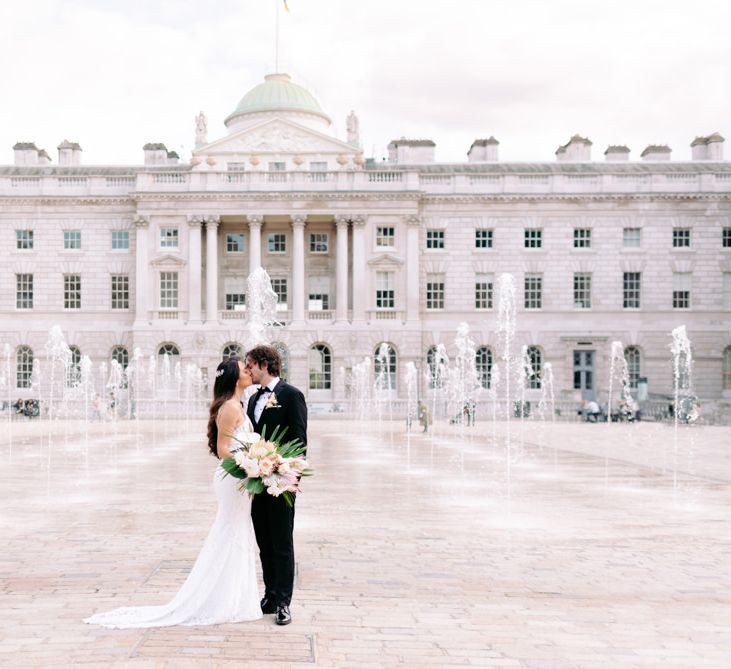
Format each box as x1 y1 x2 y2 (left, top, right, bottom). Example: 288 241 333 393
84 424 261 628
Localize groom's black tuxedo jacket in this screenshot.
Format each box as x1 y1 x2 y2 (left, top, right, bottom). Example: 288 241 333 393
247 380 308 453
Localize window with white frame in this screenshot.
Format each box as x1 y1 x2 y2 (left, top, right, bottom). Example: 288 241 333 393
268 233 286 253
724 346 731 391
309 161 327 171
308 276 330 310
475 273 493 310
158 343 180 358
16 229 33 250
623 228 641 248
16 273 33 309
64 230 81 249
309 233 328 253
67 345 81 387
427 345 446 389
160 271 178 309
475 228 493 248
573 228 591 248
573 273 592 309
426 273 445 310
723 228 731 248
524 228 542 248
222 343 242 360
308 344 332 390
374 343 397 390
16 346 33 388
160 227 179 248
672 272 691 309
64 274 81 309
624 346 641 389
271 277 288 309
475 346 493 389
623 272 641 309
111 345 129 370
526 346 542 389
724 273 731 310
524 274 542 309
672 228 691 248
426 229 445 249
376 226 395 247
227 162 246 171
269 161 286 171
111 274 129 310
224 276 246 311
376 271 394 309
112 230 129 249
226 233 244 253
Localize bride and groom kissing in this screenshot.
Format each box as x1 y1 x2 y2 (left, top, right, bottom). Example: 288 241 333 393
85 344 308 629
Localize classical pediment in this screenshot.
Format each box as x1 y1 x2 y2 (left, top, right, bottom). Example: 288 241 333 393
150 254 187 268
367 253 404 268
195 118 360 157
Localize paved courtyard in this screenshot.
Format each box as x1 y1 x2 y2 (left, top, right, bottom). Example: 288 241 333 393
1 417 730 668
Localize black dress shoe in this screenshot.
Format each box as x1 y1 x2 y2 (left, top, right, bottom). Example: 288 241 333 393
260 597 277 614
275 604 291 626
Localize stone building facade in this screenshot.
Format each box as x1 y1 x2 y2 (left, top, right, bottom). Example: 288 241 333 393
1 73 730 406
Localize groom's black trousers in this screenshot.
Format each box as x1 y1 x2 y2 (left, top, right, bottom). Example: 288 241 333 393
251 492 295 606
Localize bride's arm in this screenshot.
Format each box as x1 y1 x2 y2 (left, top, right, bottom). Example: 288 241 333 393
216 402 241 460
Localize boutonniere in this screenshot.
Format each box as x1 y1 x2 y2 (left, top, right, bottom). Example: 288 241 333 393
264 393 281 410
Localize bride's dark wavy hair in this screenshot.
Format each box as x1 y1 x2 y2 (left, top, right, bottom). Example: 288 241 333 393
207 357 241 458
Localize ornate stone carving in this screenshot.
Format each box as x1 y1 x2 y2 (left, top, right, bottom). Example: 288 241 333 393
204 215 220 229
291 215 307 228
133 215 149 228
195 111 208 147
230 120 354 153
350 214 366 227
248 214 264 227
346 110 360 146
187 215 205 227
335 214 350 227
403 214 421 226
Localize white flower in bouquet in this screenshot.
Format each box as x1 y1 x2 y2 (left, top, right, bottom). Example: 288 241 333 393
236 431 260 445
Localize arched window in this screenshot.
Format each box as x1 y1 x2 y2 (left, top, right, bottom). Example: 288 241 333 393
66 345 81 387
308 344 332 390
426 345 445 389
724 346 731 391
526 346 542 389
111 346 129 370
475 346 493 389
374 343 397 390
158 343 180 358
272 342 289 381
16 346 33 389
624 346 640 389
222 342 242 361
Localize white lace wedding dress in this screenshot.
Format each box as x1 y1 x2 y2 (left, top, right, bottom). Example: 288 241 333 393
84 422 262 628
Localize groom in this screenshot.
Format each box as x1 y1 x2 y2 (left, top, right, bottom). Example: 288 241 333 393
245 345 307 626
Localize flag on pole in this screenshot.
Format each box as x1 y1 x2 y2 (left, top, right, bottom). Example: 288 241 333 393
283 0 289 11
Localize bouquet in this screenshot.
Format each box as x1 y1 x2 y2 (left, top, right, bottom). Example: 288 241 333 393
220 426 312 507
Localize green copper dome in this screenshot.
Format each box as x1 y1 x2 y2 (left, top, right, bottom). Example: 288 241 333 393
225 73 331 125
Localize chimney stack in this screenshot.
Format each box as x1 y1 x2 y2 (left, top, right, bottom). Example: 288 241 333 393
167 150 180 166
468 137 499 162
641 145 671 161
556 134 592 161
13 142 39 166
143 143 169 166
691 133 724 160
387 138 435 164
604 145 630 162
57 140 82 165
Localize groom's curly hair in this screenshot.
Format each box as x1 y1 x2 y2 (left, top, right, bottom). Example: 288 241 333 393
246 345 281 377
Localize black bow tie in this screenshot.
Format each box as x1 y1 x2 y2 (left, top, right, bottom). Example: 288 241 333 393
255 386 271 399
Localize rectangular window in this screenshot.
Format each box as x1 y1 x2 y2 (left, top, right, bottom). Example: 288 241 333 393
227 162 246 171
723 228 731 248
475 273 493 310
573 273 592 308
426 229 445 249
309 233 329 253
376 271 394 309
111 274 129 310
64 230 81 249
524 274 542 309
308 276 330 310
225 293 246 311
16 229 33 250
268 233 286 253
524 228 542 249
160 271 178 309
160 227 179 248
376 226 395 247
673 228 691 248
723 273 731 309
112 230 129 249
623 228 641 248
426 273 445 310
623 272 641 309
64 274 81 309
475 228 493 248
269 161 286 171
309 161 327 171
271 277 288 308
16 273 33 309
672 272 691 309
224 276 246 311
573 228 591 248
226 233 245 253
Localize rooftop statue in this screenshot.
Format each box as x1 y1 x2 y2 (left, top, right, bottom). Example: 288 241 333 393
346 110 360 147
195 111 208 147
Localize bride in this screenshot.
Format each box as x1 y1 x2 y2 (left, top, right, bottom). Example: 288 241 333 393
85 357 262 628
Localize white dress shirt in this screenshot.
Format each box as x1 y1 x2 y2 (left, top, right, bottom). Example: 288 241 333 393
254 377 280 424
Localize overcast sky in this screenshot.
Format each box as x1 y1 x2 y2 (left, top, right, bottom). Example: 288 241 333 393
1 0 729 165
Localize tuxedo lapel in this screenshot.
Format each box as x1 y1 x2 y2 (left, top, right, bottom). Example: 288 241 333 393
246 393 257 429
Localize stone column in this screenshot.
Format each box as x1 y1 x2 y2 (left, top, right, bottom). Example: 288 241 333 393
133 216 149 324
187 216 204 323
291 214 306 324
205 216 220 323
351 214 366 323
335 215 350 323
248 215 263 274
404 214 421 323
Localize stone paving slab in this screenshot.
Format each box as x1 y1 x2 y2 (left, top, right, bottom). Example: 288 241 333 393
1 419 730 668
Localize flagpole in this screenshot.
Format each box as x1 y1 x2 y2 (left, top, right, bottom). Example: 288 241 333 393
275 0 280 72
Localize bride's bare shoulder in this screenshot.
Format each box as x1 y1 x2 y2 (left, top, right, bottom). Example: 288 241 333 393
216 399 244 423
